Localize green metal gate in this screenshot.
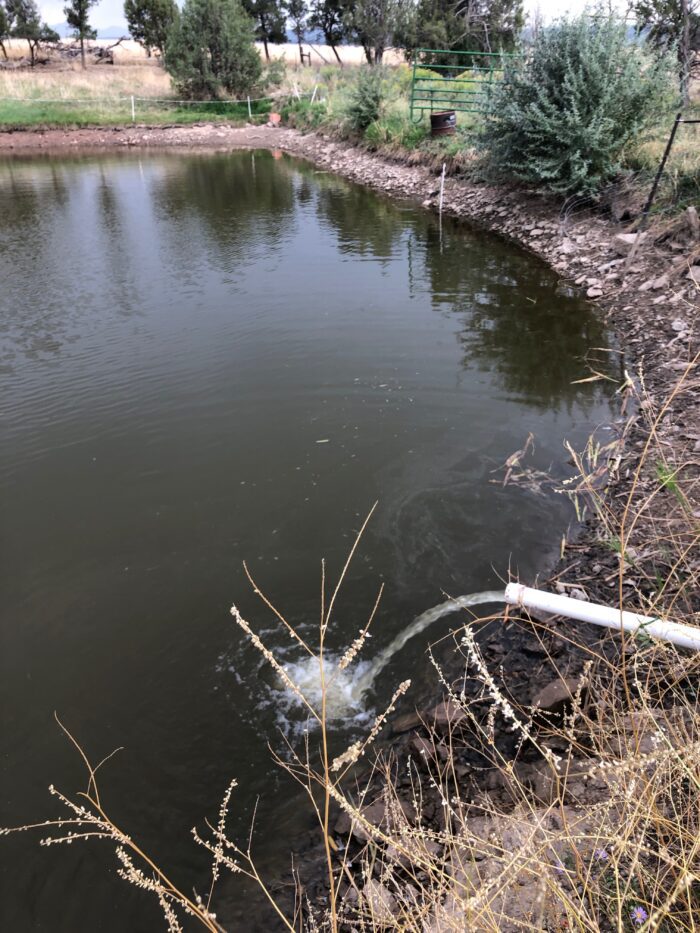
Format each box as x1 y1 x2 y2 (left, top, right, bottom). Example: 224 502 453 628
409 49 521 124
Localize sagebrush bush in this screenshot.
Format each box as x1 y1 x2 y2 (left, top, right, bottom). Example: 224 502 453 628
480 12 677 196
345 67 385 134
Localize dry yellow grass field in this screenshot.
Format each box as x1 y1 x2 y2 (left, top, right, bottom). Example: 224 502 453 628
0 62 174 101
2 37 402 67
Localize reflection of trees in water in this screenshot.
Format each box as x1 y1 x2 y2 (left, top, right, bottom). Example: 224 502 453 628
302 174 612 412
0 163 72 365
2 153 614 412
313 180 408 260
0 161 68 230
422 223 615 410
151 150 296 263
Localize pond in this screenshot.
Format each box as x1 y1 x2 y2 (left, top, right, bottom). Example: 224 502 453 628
0 149 615 930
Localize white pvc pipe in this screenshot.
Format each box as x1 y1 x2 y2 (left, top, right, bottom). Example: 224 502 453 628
439 162 446 214
505 583 700 651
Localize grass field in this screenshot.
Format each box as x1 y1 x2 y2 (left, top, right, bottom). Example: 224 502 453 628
0 62 277 127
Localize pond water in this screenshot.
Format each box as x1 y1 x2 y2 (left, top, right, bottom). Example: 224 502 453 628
0 149 615 930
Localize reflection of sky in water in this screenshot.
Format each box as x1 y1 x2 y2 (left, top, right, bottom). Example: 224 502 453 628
0 150 617 932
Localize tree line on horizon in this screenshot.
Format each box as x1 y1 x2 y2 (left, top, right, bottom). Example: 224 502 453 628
0 0 697 103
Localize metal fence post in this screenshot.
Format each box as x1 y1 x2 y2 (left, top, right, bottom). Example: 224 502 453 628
640 112 682 229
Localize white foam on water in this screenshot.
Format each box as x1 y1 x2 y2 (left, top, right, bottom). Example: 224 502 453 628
269 590 506 727
271 653 375 723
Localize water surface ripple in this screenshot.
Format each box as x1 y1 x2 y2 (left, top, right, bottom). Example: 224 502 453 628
0 150 615 931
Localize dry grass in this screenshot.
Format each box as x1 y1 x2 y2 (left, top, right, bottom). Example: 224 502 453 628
1 38 399 67
0 62 173 100
2 37 152 63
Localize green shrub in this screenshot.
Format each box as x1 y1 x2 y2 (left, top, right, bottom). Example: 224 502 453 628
480 12 677 196
345 66 385 134
364 113 428 150
164 0 262 99
280 98 328 130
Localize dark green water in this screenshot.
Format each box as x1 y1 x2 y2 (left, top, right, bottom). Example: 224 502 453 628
0 149 614 930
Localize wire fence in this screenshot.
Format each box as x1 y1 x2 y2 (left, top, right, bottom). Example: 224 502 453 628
0 87 319 121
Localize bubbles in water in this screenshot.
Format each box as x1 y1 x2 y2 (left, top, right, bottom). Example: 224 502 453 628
271 654 375 726
268 590 505 728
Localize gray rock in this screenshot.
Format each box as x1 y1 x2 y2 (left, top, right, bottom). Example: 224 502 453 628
360 880 396 925
391 710 421 734
613 232 647 256
531 676 583 715
426 697 467 731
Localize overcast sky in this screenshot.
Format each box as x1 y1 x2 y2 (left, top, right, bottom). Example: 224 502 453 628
38 0 626 32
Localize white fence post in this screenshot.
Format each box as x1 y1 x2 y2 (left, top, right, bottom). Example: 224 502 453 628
438 163 446 214
247 96 252 119
310 84 318 104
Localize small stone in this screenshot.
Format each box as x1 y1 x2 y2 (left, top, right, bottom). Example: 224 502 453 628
639 278 656 292
587 286 603 298
531 676 583 715
410 734 433 759
652 274 669 290
613 232 647 256
671 319 685 332
391 710 421 734
361 880 396 925
426 697 467 731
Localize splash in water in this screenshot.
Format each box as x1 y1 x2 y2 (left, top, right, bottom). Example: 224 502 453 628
275 590 505 720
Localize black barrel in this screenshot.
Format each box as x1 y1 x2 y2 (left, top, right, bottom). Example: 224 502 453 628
430 110 456 137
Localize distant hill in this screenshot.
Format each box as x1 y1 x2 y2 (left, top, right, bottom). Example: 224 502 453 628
97 26 131 38
49 22 131 39
285 28 327 45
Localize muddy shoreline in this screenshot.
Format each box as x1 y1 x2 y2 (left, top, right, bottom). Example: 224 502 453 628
4 122 699 928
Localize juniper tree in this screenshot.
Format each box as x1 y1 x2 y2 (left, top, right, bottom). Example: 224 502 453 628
241 0 285 59
404 0 524 68
7 0 58 64
347 0 412 64
308 0 347 63
0 2 9 58
633 0 700 103
64 0 98 68
286 0 307 62
164 0 262 98
124 0 179 56
480 12 677 196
